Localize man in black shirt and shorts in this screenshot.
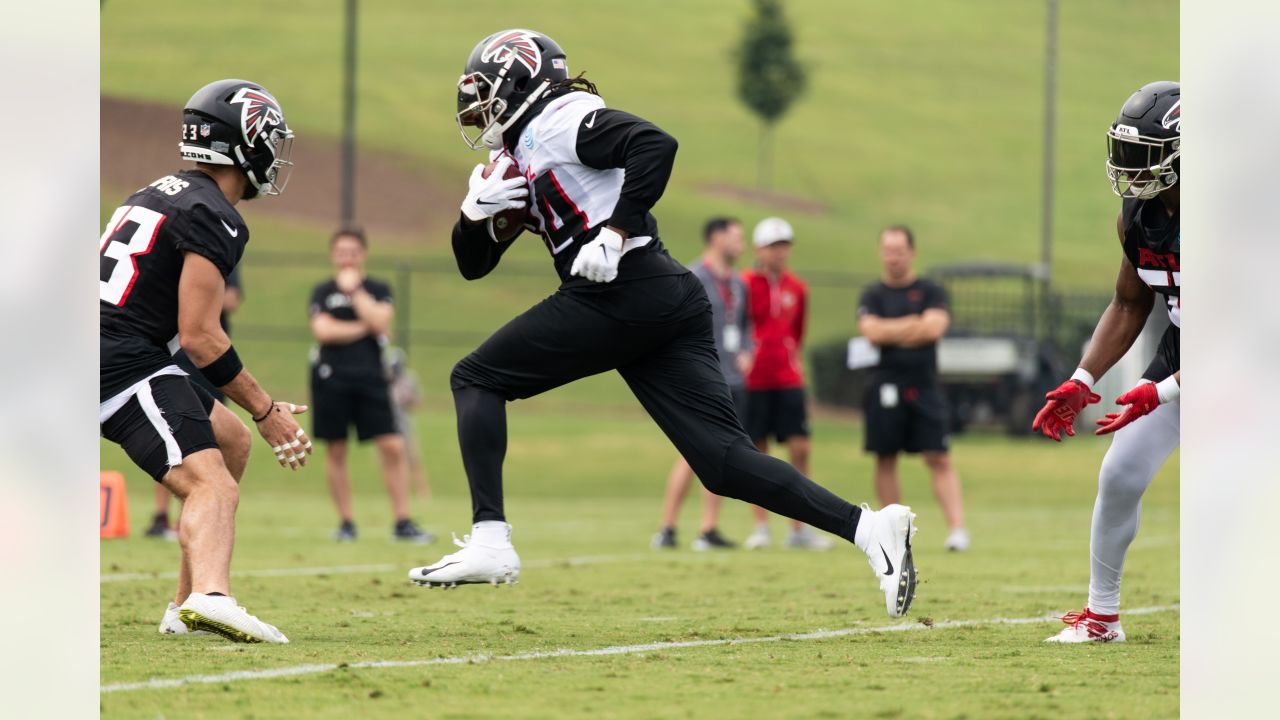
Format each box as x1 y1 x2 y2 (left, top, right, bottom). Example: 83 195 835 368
858 226 970 552
309 227 431 543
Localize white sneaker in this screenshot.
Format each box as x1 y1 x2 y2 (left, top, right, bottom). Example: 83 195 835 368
408 529 521 588
858 504 918 618
159 602 209 635
943 528 971 552
1044 608 1126 643
743 526 771 550
178 593 289 644
785 526 835 551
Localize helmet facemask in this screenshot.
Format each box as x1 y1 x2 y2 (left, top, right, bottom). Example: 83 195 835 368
241 125 295 198
1106 126 1179 200
455 67 552 151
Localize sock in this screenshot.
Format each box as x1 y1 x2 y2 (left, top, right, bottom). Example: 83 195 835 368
206 592 226 597
472 520 511 547
853 508 874 552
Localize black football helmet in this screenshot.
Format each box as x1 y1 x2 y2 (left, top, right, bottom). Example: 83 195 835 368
1106 81 1180 200
178 79 294 199
456 29 570 150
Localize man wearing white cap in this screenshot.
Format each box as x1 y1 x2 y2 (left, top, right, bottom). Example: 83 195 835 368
740 218 832 551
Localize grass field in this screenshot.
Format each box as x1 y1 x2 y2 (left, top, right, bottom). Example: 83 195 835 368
100 2 1180 716
100 409 1179 719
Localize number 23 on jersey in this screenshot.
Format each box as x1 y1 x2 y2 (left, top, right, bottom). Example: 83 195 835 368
100 205 166 306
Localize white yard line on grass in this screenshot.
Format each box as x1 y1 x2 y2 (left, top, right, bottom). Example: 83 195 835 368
101 604 1179 694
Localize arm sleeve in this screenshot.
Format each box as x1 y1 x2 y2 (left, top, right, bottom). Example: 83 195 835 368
308 283 328 317
574 109 678 236
451 215 519 280
368 279 394 304
176 203 243 277
925 281 949 311
857 286 881 318
795 284 807 344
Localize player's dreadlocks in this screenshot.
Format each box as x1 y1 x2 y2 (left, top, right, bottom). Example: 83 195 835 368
549 72 599 97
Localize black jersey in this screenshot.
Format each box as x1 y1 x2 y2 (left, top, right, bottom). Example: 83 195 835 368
857 278 949 381
100 170 249 401
1121 196 1180 328
308 278 393 381
450 92 689 294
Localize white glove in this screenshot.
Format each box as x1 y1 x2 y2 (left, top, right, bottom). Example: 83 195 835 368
570 227 626 283
460 156 528 223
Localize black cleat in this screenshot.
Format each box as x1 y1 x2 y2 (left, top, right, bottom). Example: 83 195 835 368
651 526 677 550
691 528 736 551
333 520 357 542
394 519 436 544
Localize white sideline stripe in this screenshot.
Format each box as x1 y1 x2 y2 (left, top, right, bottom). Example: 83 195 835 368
100 553 710 583
101 604 1178 694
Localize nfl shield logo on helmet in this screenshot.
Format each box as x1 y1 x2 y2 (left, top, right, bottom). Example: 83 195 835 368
199 123 211 138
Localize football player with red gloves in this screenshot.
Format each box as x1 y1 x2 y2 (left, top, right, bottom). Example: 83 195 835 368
1039 82 1181 644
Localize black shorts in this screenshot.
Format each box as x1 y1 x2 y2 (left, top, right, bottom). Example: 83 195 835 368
100 373 219 482
863 377 949 455
744 388 809 443
310 369 397 442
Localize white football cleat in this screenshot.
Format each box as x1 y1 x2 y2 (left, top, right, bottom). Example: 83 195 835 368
178 593 289 644
858 504 918 617
743 526 771 550
409 527 521 588
1045 608 1126 643
943 528 971 552
159 601 209 635
785 526 835 551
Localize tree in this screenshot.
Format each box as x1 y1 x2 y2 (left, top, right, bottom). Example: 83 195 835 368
736 0 807 190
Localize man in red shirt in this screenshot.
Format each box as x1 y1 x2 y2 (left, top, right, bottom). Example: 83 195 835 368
741 218 832 551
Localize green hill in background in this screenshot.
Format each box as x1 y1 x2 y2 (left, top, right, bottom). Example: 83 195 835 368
102 0 1177 284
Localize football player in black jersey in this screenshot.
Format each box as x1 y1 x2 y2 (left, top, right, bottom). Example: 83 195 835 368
99 79 305 643
1034 81 1181 643
408 29 920 619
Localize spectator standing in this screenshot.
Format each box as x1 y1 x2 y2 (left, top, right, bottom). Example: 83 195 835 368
652 217 752 551
741 217 832 551
857 225 969 551
308 227 432 543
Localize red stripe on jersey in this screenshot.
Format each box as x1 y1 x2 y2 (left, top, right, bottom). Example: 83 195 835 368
546 169 589 230
117 213 166 306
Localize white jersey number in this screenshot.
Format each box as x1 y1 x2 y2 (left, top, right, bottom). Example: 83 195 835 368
100 205 166 306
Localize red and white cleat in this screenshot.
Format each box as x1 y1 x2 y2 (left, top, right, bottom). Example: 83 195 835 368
1044 607 1126 643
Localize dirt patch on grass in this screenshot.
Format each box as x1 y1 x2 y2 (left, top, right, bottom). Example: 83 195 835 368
101 96 460 241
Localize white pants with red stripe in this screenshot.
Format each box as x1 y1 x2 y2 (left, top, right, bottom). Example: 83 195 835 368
1087 398 1180 615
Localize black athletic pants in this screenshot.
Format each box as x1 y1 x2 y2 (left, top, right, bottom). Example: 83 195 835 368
450 272 862 542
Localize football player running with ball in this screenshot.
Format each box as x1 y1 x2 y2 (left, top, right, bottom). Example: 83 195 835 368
407 29 919 618
100 80 307 643
1034 81 1181 643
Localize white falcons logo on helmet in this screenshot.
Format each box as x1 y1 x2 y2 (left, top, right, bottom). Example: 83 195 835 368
229 86 284 146
480 30 542 75
1161 100 1181 132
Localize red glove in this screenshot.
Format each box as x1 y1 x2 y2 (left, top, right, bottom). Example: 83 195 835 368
1032 379 1101 442
1094 382 1160 435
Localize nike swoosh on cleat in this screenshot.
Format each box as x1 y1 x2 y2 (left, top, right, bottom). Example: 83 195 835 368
422 561 460 575
880 545 894 576
219 218 239 237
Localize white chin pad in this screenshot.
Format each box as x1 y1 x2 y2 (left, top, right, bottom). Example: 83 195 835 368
481 126 504 150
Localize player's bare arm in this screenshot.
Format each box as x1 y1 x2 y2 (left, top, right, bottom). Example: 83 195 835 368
1077 216 1156 379
178 251 311 469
